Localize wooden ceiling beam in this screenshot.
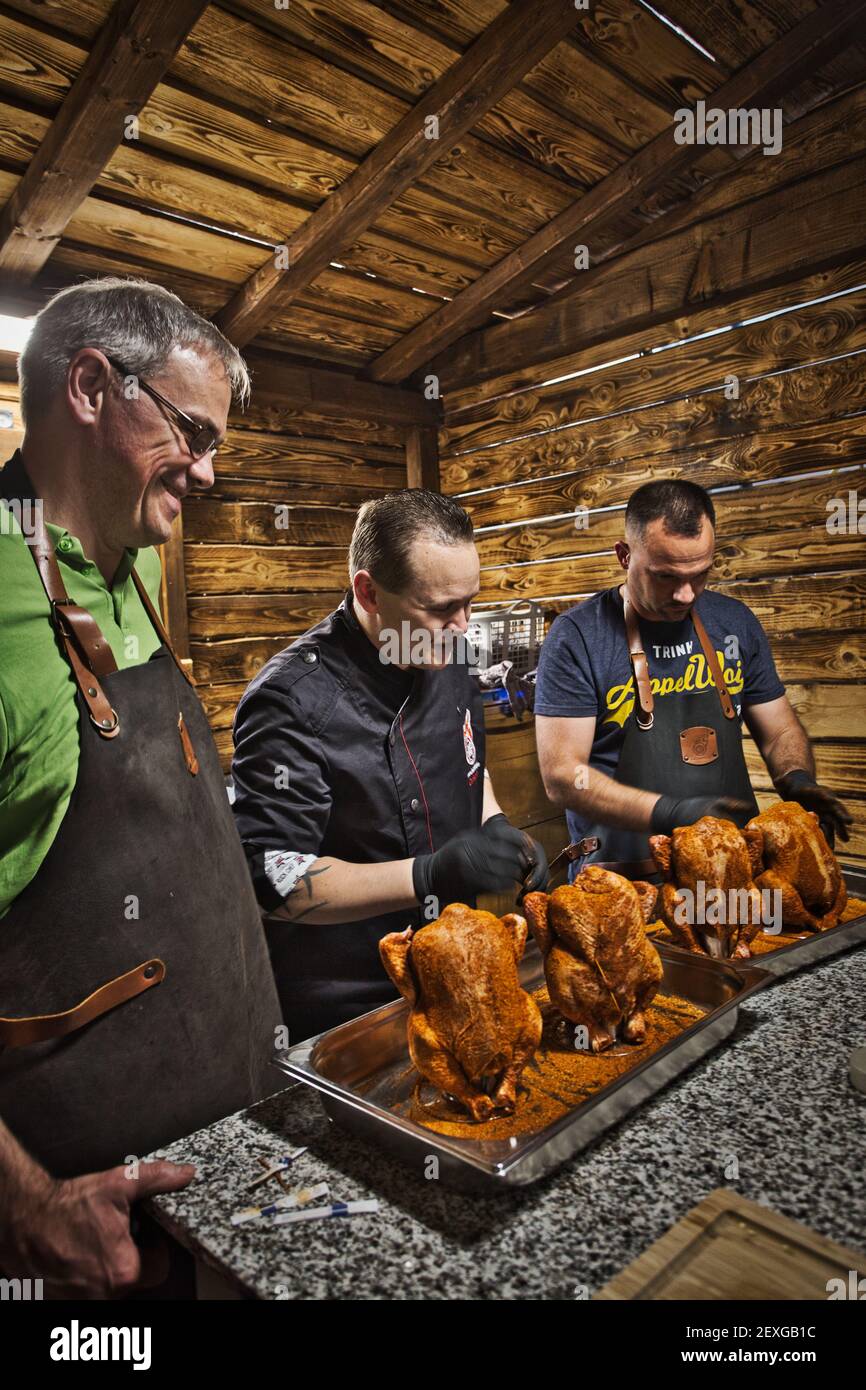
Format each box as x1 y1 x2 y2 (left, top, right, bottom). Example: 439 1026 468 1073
244 351 440 428
0 0 209 286
364 0 866 384
213 0 581 348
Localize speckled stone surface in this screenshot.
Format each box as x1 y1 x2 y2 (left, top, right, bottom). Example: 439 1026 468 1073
148 944 866 1300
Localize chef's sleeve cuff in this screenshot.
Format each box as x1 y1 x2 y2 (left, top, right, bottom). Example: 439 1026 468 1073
246 848 318 912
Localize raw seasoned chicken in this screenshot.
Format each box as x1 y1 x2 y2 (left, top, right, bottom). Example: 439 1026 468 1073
523 868 663 1054
379 904 542 1122
649 815 764 959
746 800 847 931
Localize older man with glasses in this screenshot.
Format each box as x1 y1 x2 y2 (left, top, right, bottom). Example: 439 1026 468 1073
0 277 281 1298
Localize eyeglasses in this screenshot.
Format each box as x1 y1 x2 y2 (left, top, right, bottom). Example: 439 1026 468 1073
106 355 220 460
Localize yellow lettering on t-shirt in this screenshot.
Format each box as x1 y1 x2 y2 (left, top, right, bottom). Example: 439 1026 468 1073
602 651 745 726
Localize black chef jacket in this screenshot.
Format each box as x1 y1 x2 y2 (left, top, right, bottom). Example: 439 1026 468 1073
231 591 487 1042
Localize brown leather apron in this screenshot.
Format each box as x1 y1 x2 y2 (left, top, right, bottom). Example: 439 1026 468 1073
0 458 282 1177
577 591 759 879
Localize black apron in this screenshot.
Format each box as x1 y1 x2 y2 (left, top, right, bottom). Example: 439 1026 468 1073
0 456 282 1178
579 589 758 878
262 638 486 1041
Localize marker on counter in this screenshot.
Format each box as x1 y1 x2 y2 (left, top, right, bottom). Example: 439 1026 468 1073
273 1199 380 1227
231 1182 329 1226
247 1147 308 1189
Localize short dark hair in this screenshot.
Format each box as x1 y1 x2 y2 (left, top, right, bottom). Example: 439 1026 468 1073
349 489 474 593
625 479 716 540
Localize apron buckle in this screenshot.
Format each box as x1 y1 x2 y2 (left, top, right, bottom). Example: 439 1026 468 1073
548 836 600 875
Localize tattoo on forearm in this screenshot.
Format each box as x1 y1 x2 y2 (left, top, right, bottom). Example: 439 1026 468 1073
289 864 330 900
279 864 331 919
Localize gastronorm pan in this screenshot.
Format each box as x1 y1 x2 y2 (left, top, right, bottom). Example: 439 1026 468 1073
273 946 769 1192
651 866 866 980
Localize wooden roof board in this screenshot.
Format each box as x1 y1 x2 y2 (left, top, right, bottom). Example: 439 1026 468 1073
0 7 574 238
0 3 597 332
220 0 621 189
0 0 863 377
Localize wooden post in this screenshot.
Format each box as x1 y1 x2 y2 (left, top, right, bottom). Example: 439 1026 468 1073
405 424 440 492
159 512 192 671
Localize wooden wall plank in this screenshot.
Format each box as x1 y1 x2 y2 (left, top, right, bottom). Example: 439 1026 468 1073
183 500 357 546
184 544 348 595
188 592 346 643
441 282 866 455
477 541 866 603
536 573 866 637
456 414 866 527
473 468 866 568
442 353 866 493
192 636 309 685
745 742 866 798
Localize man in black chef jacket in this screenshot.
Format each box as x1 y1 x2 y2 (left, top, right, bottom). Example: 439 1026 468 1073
535 478 852 875
232 489 549 1039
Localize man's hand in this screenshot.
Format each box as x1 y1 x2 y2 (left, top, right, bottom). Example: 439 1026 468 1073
650 794 753 837
0 1159 195 1298
774 770 853 844
413 819 534 904
482 813 549 895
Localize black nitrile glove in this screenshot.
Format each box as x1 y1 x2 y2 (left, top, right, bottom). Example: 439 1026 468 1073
650 794 753 836
412 818 533 905
482 814 549 896
774 769 852 845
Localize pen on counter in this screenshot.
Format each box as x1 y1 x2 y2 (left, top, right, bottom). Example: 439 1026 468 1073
231 1182 329 1226
273 1199 379 1227
247 1148 308 1190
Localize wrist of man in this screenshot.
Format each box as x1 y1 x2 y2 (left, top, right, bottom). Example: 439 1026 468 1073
412 855 433 903
774 769 814 794
650 794 677 835
0 1150 55 1231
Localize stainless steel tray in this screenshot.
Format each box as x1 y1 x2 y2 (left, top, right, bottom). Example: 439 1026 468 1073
651 865 866 979
274 947 769 1192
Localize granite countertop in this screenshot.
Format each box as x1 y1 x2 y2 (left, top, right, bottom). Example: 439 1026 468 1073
149 945 866 1300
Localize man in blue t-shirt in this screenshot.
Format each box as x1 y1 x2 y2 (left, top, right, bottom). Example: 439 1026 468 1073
535 479 851 870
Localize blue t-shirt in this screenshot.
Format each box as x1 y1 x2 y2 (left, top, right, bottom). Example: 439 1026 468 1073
535 585 785 838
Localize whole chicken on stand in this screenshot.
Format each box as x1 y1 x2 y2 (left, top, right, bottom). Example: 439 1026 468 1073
379 904 542 1122
649 815 764 959
523 867 663 1054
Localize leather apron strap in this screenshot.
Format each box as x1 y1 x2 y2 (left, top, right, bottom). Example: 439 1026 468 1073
623 594 654 728
0 960 166 1048
625 591 736 725
131 568 195 689
691 607 737 719
28 508 121 738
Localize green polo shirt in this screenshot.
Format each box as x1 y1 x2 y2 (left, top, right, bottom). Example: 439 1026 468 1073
0 476 163 918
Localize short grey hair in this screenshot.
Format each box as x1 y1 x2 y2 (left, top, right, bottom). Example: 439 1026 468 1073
18 276 250 423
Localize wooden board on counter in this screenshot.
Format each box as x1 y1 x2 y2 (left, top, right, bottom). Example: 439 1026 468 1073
595 1188 866 1301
